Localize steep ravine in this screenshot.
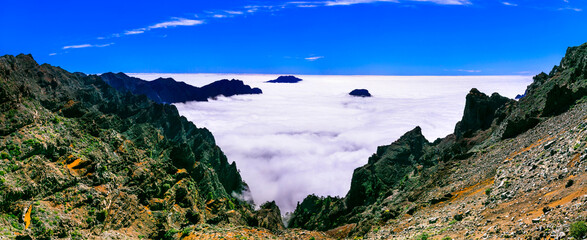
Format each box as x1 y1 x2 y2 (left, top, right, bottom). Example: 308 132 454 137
0 54 325 239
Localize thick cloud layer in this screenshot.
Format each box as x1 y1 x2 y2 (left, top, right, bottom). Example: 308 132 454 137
132 73 532 213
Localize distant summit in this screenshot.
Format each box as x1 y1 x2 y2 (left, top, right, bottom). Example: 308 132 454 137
100 72 262 104
266 75 303 83
349 89 372 97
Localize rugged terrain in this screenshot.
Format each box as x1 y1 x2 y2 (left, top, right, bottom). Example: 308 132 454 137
100 72 262 104
0 42 586 239
0 55 314 239
289 43 587 239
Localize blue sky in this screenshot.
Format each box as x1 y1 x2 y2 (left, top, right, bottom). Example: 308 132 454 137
1 0 585 75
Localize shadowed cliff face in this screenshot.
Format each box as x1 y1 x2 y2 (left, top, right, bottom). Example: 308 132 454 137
346 126 431 209
498 44 587 139
453 89 512 139
100 72 262 104
0 54 254 238
289 42 587 238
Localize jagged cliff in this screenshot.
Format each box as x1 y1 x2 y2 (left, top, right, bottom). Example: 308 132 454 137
289 42 587 239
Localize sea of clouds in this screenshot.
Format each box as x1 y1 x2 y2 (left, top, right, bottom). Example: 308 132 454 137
131 73 532 213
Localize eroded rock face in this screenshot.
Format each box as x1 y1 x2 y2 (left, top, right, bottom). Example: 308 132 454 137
453 89 512 139
101 72 262 103
255 201 285 232
347 126 431 208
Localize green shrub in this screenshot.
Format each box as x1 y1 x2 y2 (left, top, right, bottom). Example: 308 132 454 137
415 233 429 240
485 188 492 196
96 210 107 222
442 237 452 240
0 151 9 159
164 229 179 239
570 221 587 239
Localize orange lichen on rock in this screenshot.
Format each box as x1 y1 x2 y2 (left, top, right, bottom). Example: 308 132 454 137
568 153 581 167
24 204 32 230
450 177 494 201
67 158 82 169
94 185 108 194
505 137 554 161
63 100 76 108
325 223 356 238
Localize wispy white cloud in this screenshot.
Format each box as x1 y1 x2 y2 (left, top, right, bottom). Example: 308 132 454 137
62 43 113 50
60 0 471 54
49 53 57 56
457 69 482 73
418 0 471 5
558 6 582 11
62 44 93 49
124 29 146 35
149 18 204 29
305 56 324 61
225 10 244 15
244 5 283 13
324 0 397 6
502 1 518 6
321 0 470 6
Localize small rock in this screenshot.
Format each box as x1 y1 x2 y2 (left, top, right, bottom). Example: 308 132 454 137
532 218 540 223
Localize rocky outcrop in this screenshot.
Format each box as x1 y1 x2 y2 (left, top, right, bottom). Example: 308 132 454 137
453 89 512 138
347 127 432 208
255 201 285 232
349 89 372 97
266 75 303 83
100 72 262 104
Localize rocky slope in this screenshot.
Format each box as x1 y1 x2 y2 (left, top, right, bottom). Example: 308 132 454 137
100 72 262 104
289 42 587 239
0 55 298 239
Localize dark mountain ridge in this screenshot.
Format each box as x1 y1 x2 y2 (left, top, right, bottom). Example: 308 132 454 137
100 72 262 104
